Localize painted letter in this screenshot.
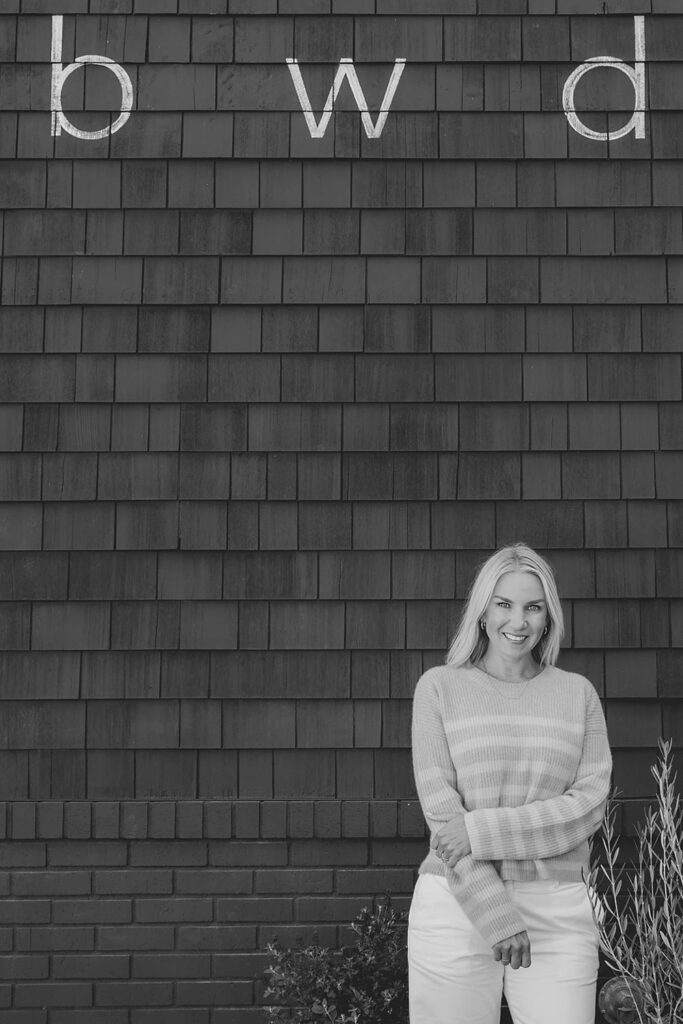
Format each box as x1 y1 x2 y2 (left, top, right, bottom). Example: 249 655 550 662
286 58 406 140
562 15 646 142
51 15 134 140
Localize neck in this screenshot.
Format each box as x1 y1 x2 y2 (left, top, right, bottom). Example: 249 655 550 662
480 653 540 683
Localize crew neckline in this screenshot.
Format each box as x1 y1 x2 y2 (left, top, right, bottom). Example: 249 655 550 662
467 662 549 698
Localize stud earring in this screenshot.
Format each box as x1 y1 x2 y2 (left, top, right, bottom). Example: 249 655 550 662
480 620 486 631
543 624 549 635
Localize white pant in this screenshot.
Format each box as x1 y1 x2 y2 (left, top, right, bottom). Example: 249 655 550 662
408 874 599 1024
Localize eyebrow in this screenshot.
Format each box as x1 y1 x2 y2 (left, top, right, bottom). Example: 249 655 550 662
493 594 546 604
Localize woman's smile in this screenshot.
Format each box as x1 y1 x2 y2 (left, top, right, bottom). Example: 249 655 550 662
482 570 549 677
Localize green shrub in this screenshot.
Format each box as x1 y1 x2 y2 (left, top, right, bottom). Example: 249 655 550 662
263 896 409 1024
589 739 683 1024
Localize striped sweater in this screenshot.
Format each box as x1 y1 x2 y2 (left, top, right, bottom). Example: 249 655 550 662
411 663 612 946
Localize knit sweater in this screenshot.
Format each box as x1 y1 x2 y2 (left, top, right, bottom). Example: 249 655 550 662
411 663 612 946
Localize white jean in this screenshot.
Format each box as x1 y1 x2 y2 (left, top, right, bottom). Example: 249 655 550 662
408 874 599 1024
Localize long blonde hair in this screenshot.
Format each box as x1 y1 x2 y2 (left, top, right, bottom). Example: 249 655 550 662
446 543 564 668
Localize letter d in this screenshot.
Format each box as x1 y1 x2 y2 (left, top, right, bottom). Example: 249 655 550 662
562 15 646 142
51 15 134 140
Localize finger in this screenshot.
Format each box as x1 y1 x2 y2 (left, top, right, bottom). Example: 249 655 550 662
492 945 503 962
521 944 532 969
509 944 523 970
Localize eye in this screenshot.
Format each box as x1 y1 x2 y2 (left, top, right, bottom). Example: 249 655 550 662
528 604 541 612
497 601 510 608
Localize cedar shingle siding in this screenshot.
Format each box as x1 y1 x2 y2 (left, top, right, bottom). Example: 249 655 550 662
0 3 681 1019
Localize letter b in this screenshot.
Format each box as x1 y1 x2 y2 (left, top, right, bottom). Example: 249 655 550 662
563 16 646 142
51 15 134 140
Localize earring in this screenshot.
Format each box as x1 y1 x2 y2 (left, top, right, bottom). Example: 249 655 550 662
480 620 486 631
543 625 549 635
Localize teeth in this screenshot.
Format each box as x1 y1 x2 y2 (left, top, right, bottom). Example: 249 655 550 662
503 633 526 642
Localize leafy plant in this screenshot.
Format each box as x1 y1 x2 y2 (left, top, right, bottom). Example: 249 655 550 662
263 896 408 1024
588 738 683 1024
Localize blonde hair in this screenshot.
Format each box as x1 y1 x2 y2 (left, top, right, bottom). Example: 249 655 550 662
446 543 564 668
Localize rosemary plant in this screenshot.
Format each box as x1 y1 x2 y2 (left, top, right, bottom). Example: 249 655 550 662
588 739 683 1024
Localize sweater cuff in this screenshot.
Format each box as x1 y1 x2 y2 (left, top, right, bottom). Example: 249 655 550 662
463 809 489 860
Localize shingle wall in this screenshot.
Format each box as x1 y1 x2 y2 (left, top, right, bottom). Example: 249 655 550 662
0 1 682 1020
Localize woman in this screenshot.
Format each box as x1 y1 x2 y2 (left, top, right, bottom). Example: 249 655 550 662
408 543 612 1024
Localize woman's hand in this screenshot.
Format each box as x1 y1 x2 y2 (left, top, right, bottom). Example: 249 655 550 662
430 813 472 869
492 931 532 970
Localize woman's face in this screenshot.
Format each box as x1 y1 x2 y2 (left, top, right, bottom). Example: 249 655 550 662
482 570 548 662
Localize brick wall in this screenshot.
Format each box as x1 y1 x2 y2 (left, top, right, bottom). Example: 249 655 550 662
1 1 682 1021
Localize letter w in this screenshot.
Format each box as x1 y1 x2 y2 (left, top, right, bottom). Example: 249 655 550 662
286 57 406 139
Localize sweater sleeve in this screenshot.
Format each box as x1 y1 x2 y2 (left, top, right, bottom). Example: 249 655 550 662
464 682 612 862
412 671 527 946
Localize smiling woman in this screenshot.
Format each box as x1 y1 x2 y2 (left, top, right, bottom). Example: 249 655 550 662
408 543 613 1024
